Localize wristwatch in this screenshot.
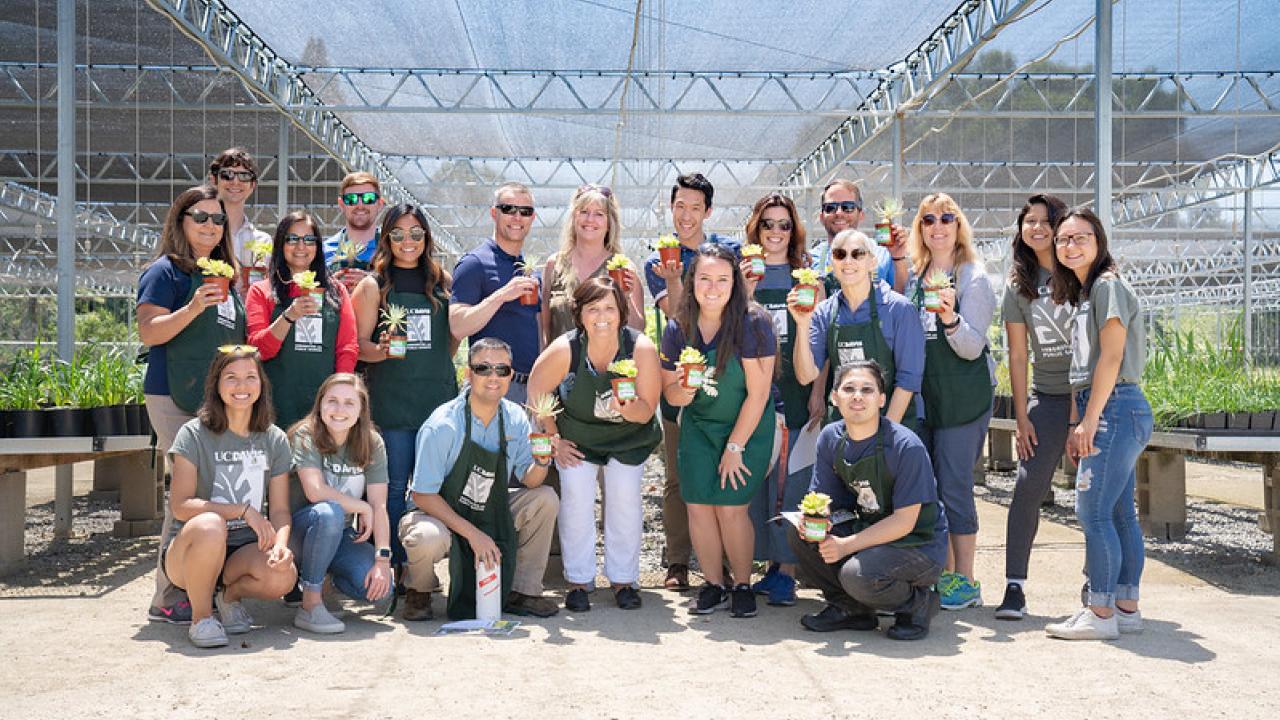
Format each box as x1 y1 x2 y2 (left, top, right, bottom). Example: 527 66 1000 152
376 547 392 560
726 442 744 453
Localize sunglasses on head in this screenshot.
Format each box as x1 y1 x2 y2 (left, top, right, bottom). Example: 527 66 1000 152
216 169 255 183
921 212 957 226
388 227 427 243
185 210 227 226
341 191 381 206
760 218 793 232
496 203 535 217
821 200 862 214
218 344 260 356
577 184 613 198
831 247 870 262
283 234 320 247
470 363 513 377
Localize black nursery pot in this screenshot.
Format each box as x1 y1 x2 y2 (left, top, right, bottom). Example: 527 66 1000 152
125 404 144 435
90 406 117 436
46 407 87 437
9 409 45 438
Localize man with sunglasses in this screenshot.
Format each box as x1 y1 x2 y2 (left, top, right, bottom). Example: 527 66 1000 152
450 182 542 404
811 179 908 296
397 338 560 620
323 171 385 291
208 148 272 290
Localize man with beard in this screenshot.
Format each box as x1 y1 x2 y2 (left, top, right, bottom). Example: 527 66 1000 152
323 171 386 292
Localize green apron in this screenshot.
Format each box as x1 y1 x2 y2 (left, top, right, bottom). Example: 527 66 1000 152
824 284 917 430
265 288 339 429
677 347 776 506
912 283 993 429
166 270 246 413
367 284 457 431
755 274 813 430
557 328 662 467
834 418 938 547
439 394 518 620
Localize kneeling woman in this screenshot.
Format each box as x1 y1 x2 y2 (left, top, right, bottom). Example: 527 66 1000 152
162 346 295 648
527 277 662 611
287 373 393 634
661 244 776 618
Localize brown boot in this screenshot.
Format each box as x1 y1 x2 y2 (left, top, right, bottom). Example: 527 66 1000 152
403 589 433 621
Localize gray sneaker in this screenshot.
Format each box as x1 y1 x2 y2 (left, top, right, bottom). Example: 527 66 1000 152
215 590 253 634
1116 608 1144 634
294 604 345 634
188 617 229 648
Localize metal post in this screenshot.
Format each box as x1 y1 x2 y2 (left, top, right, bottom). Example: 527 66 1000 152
1094 0 1113 236
277 115 290 216
892 113 904 200
54 0 76 542
1243 160 1254 365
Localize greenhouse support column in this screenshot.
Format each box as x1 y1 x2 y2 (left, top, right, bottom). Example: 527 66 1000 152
1243 161 1254 365
1094 0 1113 236
891 113 903 199
55 0 75 541
277 115 290 217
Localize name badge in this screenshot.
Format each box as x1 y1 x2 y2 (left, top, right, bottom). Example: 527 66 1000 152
216 296 236 327
769 308 789 344
294 315 323 350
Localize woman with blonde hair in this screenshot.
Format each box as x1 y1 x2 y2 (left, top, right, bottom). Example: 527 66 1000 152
904 192 996 612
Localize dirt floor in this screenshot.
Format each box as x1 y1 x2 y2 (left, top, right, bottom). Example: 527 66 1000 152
3 459 1279 719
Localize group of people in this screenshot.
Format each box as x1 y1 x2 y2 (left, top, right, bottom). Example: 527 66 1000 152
137 147 1152 648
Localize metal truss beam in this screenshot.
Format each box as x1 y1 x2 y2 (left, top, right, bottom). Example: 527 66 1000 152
0 181 159 253
1115 149 1280 227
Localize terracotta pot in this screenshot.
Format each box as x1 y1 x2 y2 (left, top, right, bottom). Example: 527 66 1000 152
793 283 818 312
608 268 631 291
387 334 408 359
802 514 829 542
874 222 893 246
519 280 539 306
202 275 231 303
611 377 638 402
529 432 554 459
658 246 681 267
241 266 266 288
678 363 706 390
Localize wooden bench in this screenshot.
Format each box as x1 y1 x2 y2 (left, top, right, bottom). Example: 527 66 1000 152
0 436 162 576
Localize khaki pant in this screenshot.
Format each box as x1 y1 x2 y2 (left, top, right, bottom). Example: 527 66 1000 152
146 393 195 610
398 485 558 597
661 418 691 566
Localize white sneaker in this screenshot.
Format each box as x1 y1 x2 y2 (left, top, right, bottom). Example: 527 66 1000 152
294 604 346 634
1116 608 1144 634
1046 607 1119 640
188 616 229 648
215 589 254 634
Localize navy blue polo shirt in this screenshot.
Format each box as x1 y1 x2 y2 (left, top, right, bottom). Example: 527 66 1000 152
450 238 542 374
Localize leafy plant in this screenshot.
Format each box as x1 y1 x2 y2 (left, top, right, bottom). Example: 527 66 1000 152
1142 320 1280 427
791 268 819 286
524 393 563 421
677 347 706 366
607 358 637 378
0 345 48 410
606 254 631 271
871 198 905 223
246 238 273 266
291 270 321 291
196 257 235 279
656 235 680 249
514 255 539 277
925 269 952 288
799 492 832 517
380 304 408 334
336 238 361 265
740 244 764 258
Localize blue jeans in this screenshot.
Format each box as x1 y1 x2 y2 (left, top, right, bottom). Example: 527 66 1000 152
1075 384 1153 609
920 409 992 536
291 501 388 602
749 425 809 566
382 428 417 565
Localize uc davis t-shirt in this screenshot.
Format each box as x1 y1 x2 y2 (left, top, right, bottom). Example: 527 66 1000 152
287 423 389 514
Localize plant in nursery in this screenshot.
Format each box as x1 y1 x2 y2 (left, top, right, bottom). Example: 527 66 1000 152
291 270 320 291
246 238 273 267
655 235 681 250
607 358 638 378
380 303 409 358
606 254 631 272
524 393 562 459
791 268 820 311
741 243 766 278
196 257 235 278
607 358 639 401
870 198 905 246
923 269 951 313
799 491 832 541
336 238 362 267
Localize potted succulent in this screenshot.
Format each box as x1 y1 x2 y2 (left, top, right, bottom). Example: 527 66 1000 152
335 237 363 270
242 237 273 287
606 253 633 291
799 491 832 542
741 243 766 280
871 198 905 246
923 269 952 313
514 255 541 306
676 347 708 390
607 358 639 402
524 393 562 460
656 234 681 267
197 257 235 303
791 268 820 312
380 303 409 359
291 270 325 311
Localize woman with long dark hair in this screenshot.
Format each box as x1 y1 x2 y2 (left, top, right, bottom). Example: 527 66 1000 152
996 194 1072 621
246 211 358 429
352 204 459 568
1044 208 1152 641
660 243 776 618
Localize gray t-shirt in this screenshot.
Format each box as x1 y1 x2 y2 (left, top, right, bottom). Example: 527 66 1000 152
1069 273 1146 391
167 419 293 547
1002 267 1074 394
287 423 389 514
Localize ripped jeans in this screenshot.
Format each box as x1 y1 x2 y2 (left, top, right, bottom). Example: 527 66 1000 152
1074 384 1153 609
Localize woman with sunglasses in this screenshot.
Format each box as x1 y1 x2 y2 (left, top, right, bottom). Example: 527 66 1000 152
138 185 246 625
903 193 997 612
661 244 777 618
353 204 459 570
542 185 644 343
246 211 359 430
737 194 825 607
161 346 295 648
996 194 1071 621
1044 208 1152 641
526 277 661 611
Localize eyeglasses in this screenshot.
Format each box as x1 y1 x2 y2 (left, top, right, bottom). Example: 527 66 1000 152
577 184 613 198
821 201 862 214
838 385 879 397
760 218 793 232
216 169 255 183
496 203 535 217
470 363 513 377
921 213 957 226
1054 233 1095 248
218 344 260 356
283 234 320 247
185 210 228 226
830 247 870 262
341 191 381 206
388 227 427 244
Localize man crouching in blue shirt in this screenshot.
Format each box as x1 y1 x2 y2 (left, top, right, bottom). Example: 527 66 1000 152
788 359 948 641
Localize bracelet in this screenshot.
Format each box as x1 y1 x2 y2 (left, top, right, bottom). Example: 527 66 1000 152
238 503 250 520
282 312 296 325
892 256 907 262
940 316 961 330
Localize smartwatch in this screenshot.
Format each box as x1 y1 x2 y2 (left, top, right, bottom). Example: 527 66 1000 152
726 442 745 454
376 547 392 560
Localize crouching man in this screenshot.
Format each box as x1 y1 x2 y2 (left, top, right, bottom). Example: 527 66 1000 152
397 338 560 620
788 360 948 641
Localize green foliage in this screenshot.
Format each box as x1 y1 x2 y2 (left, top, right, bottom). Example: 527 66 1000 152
1143 319 1280 427
0 344 48 410
0 342 145 410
